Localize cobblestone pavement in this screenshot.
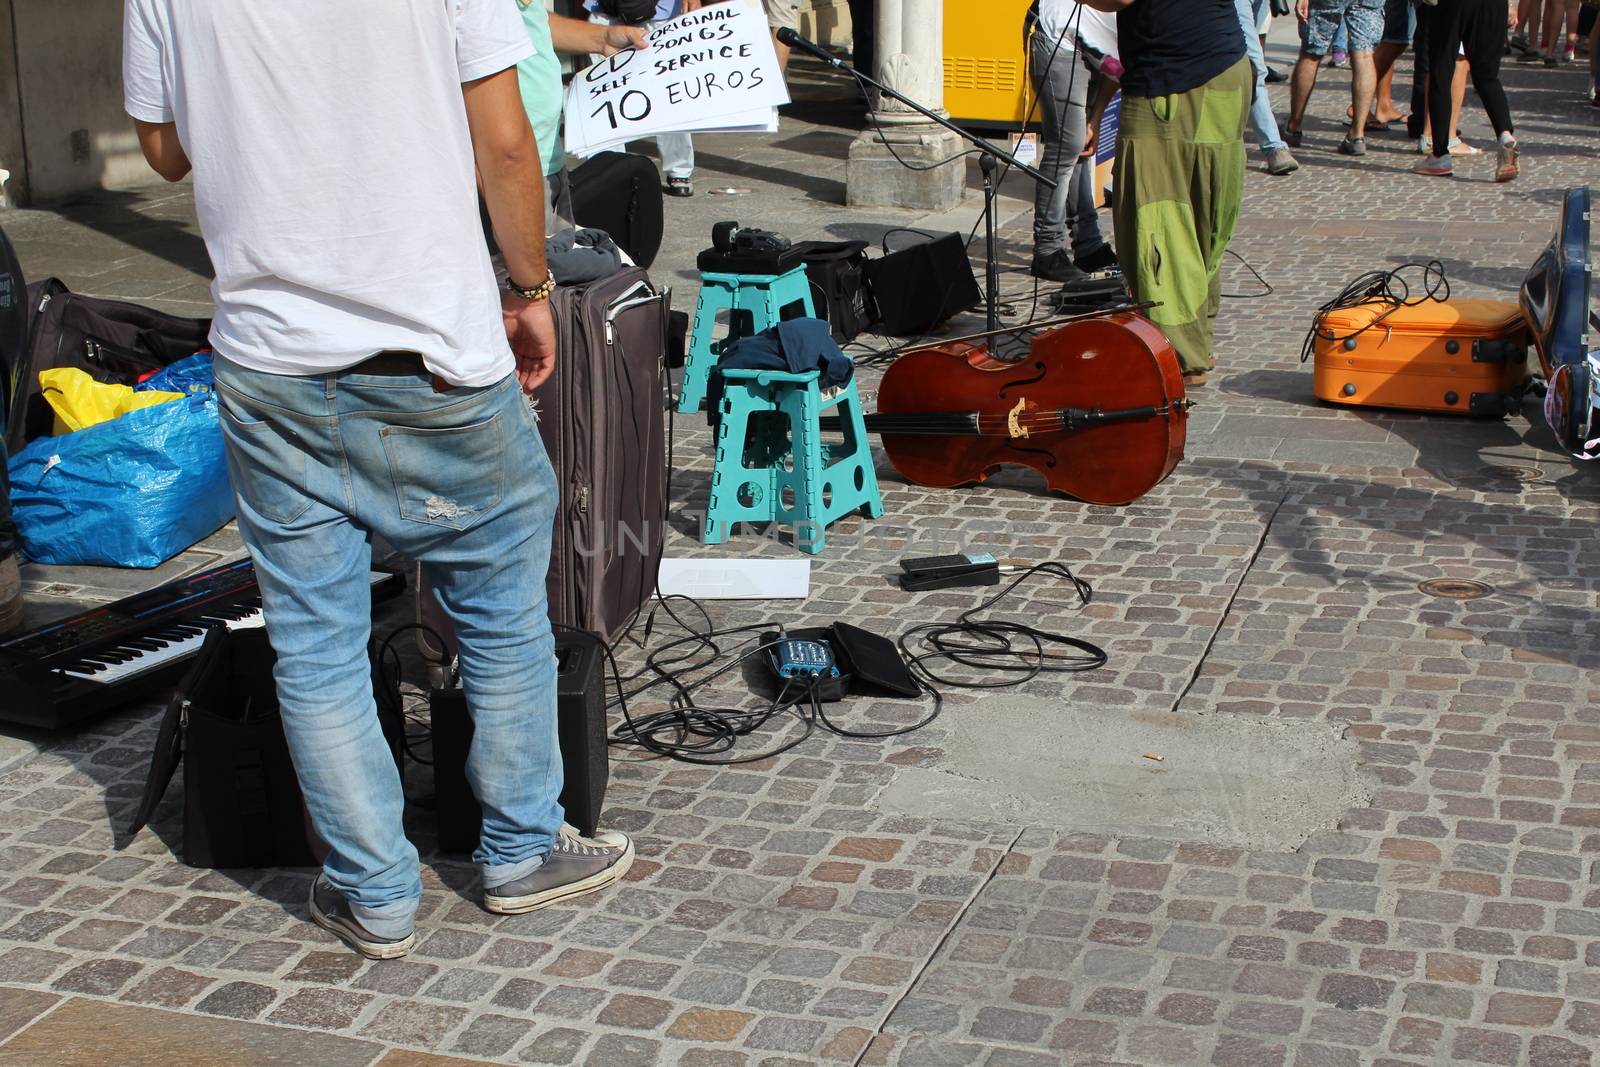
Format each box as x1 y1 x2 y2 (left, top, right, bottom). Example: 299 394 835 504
3 43 1599 1067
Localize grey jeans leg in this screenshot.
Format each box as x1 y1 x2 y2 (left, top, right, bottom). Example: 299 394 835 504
1029 31 1098 258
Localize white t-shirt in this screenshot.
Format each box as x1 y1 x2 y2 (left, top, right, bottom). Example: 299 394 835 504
1037 1 1118 60
123 0 534 386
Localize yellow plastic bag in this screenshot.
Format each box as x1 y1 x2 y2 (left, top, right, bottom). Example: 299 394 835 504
39 368 183 435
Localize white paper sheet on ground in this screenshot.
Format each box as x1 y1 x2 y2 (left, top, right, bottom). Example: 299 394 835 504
564 2 789 157
657 558 810 600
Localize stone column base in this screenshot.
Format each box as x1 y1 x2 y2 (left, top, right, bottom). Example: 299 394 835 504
845 125 966 212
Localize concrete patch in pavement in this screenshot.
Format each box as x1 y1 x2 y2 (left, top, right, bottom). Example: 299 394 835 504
873 695 1368 853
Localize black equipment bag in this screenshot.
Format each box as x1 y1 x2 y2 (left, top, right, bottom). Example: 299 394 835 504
535 266 669 643
0 225 27 444
127 625 403 868
793 240 877 342
569 153 665 270
5 276 211 453
596 0 658 22
866 231 982 336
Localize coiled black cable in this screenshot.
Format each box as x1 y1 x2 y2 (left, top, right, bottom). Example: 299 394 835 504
1299 260 1450 364
899 562 1106 689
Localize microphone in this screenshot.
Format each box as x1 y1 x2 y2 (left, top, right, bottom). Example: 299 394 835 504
775 27 843 68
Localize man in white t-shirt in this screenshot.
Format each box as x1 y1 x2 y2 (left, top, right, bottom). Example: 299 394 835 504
123 0 633 960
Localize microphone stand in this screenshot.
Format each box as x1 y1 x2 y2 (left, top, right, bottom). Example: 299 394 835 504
777 29 1056 336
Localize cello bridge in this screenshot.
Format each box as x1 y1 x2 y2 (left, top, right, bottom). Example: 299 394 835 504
1007 398 1029 439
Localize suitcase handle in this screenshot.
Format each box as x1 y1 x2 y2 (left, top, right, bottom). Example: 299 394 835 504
605 282 661 345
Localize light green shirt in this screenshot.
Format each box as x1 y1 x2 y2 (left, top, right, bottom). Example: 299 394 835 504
516 1 565 174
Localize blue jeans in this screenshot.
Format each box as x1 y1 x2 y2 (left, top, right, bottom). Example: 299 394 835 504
1028 33 1106 259
213 358 563 939
1238 0 1287 153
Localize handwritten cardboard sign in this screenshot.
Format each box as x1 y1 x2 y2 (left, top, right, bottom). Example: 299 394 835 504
564 2 789 157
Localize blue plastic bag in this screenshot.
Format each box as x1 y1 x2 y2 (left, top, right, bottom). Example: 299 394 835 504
7 358 234 568
137 351 215 397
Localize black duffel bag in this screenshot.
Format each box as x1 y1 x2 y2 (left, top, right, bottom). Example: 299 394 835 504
5 275 211 453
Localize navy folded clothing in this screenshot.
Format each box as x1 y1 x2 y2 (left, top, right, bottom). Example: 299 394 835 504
706 318 853 423
547 227 622 284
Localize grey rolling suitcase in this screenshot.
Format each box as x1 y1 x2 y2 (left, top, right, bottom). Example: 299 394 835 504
536 267 670 643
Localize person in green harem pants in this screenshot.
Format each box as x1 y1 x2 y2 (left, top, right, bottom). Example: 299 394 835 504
1077 0 1250 385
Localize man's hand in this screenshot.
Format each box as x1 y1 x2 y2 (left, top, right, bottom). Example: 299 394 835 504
600 22 649 55
1296 0 1308 20
502 291 557 394
1081 119 1099 158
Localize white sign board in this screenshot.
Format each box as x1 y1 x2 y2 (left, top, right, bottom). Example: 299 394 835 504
564 2 789 158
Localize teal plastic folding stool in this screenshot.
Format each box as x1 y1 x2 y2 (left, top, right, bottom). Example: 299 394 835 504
703 367 883 554
678 267 815 413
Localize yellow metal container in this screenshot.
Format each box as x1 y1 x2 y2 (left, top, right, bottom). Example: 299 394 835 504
943 0 1034 128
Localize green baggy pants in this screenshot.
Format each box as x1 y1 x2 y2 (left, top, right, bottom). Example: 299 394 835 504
1112 58 1252 374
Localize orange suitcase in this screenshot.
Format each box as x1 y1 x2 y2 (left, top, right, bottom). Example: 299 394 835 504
1312 298 1531 416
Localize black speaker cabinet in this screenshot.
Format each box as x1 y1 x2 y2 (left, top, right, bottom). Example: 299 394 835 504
866 231 982 335
432 629 609 851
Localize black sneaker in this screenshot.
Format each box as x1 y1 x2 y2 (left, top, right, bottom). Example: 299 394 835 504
482 825 635 915
1030 249 1090 284
1284 126 1303 148
309 876 415 960
1074 244 1119 274
1264 66 1287 84
666 176 693 197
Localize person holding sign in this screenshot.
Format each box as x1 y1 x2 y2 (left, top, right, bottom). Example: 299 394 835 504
587 0 699 196
516 0 650 226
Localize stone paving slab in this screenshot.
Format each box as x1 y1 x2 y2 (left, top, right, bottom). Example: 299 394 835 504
0 997 386 1066
2 35 1599 1067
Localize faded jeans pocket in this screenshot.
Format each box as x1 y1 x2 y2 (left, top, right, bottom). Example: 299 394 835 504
380 412 507 531
216 386 313 526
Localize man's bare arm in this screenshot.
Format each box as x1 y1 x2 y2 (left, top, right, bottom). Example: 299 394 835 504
134 120 192 182
548 13 648 56
462 66 556 392
463 67 547 290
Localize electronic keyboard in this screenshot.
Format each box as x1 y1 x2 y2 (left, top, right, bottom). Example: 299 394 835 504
0 557 404 730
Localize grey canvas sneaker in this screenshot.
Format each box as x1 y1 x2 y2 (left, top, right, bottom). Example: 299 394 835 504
483 824 635 915
308 875 415 960
1265 148 1300 176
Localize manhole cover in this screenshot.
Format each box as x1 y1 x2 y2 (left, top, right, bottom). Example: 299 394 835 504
1418 578 1495 600
1479 463 1544 483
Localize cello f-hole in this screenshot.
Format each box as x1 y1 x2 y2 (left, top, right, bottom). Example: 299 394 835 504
1005 440 1057 468
998 361 1049 399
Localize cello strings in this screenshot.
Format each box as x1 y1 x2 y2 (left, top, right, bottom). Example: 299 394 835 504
853 405 1179 436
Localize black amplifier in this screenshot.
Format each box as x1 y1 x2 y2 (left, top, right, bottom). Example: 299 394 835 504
431 628 609 850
